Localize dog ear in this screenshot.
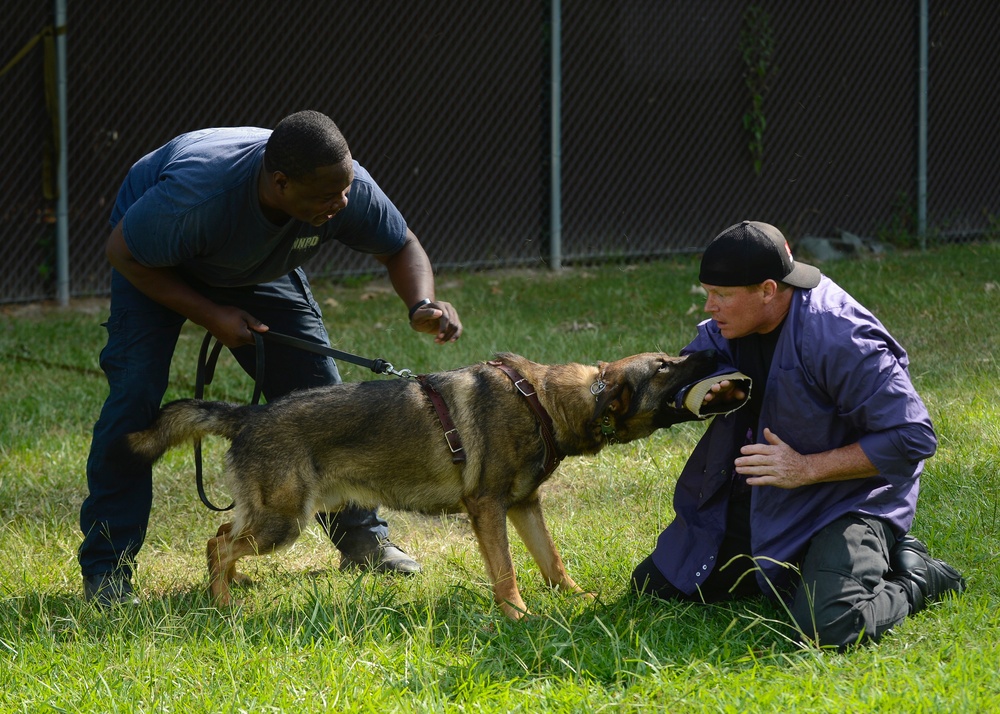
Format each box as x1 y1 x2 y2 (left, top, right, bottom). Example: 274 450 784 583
593 361 632 420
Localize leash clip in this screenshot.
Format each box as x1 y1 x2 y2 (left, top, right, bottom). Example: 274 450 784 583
380 361 416 379
370 359 414 379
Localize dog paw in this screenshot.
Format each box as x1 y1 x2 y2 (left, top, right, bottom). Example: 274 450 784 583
230 571 254 587
500 602 531 621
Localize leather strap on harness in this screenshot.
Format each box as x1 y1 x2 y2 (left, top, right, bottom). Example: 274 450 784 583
417 376 466 463
488 360 563 478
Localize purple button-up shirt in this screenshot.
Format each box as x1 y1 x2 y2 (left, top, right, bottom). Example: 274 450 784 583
651 277 936 597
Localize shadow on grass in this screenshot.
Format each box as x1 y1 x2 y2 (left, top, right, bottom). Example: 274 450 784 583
1 566 819 693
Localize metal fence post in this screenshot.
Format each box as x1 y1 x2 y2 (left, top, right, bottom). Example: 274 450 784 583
54 0 70 304
917 0 929 249
549 0 562 270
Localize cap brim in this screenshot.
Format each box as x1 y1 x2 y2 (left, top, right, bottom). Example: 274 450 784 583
783 262 821 289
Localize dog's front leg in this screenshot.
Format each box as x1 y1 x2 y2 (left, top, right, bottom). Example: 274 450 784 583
507 496 592 599
463 496 528 620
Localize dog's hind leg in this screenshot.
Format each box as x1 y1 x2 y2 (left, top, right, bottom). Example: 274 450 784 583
207 521 258 606
463 496 528 620
206 514 301 605
507 496 592 599
212 522 253 587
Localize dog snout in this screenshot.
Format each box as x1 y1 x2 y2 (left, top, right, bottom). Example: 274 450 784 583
684 349 718 371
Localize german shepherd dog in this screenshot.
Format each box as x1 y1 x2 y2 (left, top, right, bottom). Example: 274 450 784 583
127 350 743 619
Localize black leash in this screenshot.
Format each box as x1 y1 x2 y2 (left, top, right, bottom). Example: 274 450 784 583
192 330 402 512
257 330 399 376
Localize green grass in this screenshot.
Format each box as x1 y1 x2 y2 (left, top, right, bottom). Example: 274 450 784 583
1 243 998 712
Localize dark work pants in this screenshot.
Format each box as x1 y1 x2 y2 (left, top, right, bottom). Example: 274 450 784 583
632 501 912 648
79 268 389 579
789 514 910 648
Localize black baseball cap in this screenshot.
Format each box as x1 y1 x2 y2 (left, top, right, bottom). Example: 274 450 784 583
699 220 821 289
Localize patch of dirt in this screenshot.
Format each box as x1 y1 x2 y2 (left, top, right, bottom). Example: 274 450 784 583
0 297 109 318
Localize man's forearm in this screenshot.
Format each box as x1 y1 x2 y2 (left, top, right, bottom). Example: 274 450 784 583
378 229 437 309
802 441 880 485
738 429 880 489
106 221 219 327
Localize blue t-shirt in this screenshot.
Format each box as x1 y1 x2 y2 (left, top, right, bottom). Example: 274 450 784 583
111 127 407 287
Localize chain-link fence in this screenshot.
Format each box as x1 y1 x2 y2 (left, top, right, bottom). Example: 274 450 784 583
3 1 998 304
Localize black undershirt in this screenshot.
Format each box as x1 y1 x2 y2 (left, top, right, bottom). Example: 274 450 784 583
733 325 782 435
728 321 783 503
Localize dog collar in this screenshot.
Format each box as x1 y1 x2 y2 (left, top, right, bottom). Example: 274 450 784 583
590 368 607 397
590 368 619 439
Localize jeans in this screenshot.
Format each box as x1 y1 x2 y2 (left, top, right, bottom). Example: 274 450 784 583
79 268 389 579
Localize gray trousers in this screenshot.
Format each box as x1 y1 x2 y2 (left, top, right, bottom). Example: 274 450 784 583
632 512 912 649
790 514 911 648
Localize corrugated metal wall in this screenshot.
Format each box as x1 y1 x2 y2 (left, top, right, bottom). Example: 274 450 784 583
2 1 997 303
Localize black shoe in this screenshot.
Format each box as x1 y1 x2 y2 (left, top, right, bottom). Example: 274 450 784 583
339 538 421 575
889 536 966 613
83 572 140 608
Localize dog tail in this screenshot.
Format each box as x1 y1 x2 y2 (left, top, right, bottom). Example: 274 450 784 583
126 399 246 463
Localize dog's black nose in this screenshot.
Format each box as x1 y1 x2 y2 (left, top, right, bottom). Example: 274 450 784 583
693 349 718 368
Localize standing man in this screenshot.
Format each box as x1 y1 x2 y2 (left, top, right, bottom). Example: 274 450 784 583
631 221 965 649
81 110 462 606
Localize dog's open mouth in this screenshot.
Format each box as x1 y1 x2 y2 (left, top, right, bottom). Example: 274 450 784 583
673 370 752 418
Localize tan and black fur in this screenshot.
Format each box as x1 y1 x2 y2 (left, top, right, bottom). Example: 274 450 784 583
127 349 735 619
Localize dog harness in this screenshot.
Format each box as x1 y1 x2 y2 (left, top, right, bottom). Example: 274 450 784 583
417 375 466 464
488 360 564 478
416 362 562 477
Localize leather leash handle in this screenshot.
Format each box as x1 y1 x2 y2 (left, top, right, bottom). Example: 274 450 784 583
193 332 244 512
